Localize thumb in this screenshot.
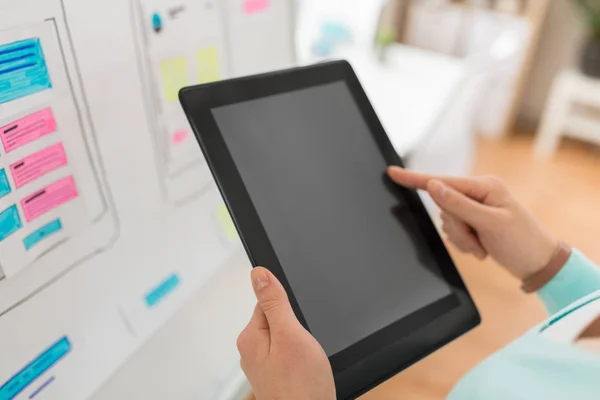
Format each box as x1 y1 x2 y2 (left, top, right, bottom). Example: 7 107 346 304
428 180 492 228
251 267 296 330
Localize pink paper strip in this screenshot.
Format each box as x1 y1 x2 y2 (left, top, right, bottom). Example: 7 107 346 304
20 176 78 222
0 108 57 153
10 143 68 189
244 0 269 14
171 130 189 145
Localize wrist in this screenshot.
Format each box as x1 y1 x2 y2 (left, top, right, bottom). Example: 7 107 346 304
521 241 572 293
517 236 560 280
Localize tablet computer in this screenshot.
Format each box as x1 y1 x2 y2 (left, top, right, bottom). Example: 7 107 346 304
179 61 480 400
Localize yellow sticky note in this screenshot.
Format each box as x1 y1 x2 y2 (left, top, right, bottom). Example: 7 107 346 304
218 203 238 240
197 47 220 84
160 56 189 103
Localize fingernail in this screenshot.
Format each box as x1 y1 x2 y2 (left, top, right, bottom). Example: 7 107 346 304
252 268 270 291
430 180 449 200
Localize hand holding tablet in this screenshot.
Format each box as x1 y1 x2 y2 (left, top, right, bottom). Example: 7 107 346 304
179 61 480 399
237 267 336 400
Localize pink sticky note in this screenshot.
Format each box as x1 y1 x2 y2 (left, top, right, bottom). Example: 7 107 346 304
20 176 78 222
171 130 189 145
0 108 57 153
10 143 68 189
244 0 269 14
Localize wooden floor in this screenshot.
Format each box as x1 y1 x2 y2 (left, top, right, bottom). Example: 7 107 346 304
363 135 600 399
248 135 600 400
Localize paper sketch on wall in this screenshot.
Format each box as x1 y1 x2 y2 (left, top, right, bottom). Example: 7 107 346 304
132 0 229 205
0 0 118 317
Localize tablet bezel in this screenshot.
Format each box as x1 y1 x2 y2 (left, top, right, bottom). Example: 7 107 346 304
180 61 480 400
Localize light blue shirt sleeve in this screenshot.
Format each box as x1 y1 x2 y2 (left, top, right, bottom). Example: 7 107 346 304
447 251 600 400
538 249 600 315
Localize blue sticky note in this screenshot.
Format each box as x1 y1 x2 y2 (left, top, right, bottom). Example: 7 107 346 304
145 274 181 308
23 218 62 250
152 13 163 33
0 337 71 400
0 38 52 105
0 205 21 242
0 169 10 199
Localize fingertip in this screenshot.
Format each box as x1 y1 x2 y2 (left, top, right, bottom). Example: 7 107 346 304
387 166 422 189
251 267 271 292
387 165 402 178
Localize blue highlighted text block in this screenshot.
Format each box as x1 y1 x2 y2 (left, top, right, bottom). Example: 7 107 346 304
0 205 21 242
0 38 52 105
23 218 62 250
0 169 10 199
145 274 181 308
0 337 71 400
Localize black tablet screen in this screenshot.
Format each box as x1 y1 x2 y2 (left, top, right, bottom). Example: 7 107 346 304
211 81 453 357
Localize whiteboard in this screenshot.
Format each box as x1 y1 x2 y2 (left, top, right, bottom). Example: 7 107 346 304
0 0 295 399
224 0 296 77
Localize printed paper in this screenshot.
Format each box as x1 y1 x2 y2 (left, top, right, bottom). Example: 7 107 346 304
0 107 57 153
135 0 228 203
0 20 116 284
10 142 67 188
20 176 78 222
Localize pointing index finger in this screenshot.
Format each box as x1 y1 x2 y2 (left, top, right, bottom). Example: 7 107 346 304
387 166 489 202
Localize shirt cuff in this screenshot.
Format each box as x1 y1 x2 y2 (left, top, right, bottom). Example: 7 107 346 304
537 249 600 315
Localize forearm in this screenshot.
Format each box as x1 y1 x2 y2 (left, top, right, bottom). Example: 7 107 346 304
537 249 600 315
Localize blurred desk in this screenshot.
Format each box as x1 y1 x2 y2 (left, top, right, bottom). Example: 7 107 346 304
304 45 466 157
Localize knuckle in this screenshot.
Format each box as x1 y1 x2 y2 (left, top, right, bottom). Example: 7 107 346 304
441 222 449 234
480 208 509 237
236 330 251 354
483 175 506 190
260 296 282 314
440 212 449 222
453 234 471 249
447 236 462 250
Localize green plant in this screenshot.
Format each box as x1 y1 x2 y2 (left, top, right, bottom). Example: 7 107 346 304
375 26 396 48
575 0 600 40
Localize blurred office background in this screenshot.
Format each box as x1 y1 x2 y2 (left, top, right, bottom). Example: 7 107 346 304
287 0 600 399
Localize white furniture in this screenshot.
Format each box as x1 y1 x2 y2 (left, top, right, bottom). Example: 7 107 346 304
295 1 469 161
322 45 467 157
409 27 525 174
404 0 467 55
405 28 522 221
535 69 600 159
400 0 550 137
